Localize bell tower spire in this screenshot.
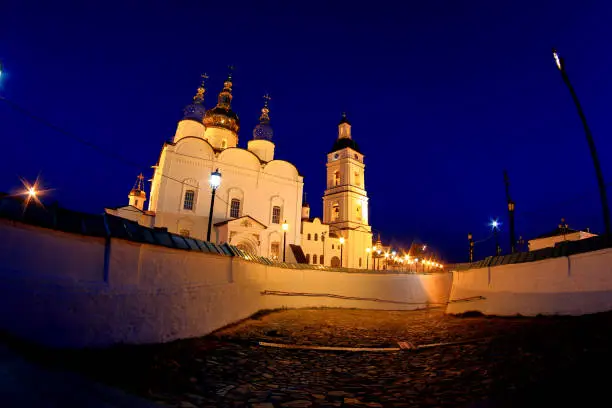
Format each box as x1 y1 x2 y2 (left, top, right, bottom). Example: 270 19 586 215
338 112 352 139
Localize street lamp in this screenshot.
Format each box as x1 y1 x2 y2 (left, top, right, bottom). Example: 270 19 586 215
468 232 474 263
206 168 221 242
508 200 516 253
282 220 289 262
339 236 345 267
490 219 501 256
365 247 371 269
552 49 611 238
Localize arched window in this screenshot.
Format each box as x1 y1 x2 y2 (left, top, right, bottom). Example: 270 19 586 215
230 198 241 218
307 233 311 240
334 171 340 186
330 256 340 267
332 203 340 221
359 257 362 267
332 244 335 249
314 233 318 241
271 206 281 224
270 242 280 260
183 190 195 210
305 254 310 264
313 254 318 264
320 255 324 265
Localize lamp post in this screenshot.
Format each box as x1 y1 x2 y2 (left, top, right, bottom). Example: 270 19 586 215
282 220 289 262
553 49 611 238
490 219 501 256
365 247 371 269
376 249 381 270
206 168 222 242
508 200 516 253
468 232 474 262
339 237 345 267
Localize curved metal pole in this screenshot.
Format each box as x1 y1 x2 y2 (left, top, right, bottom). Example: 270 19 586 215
557 55 611 238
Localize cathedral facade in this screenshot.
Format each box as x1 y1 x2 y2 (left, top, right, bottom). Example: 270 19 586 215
106 73 372 268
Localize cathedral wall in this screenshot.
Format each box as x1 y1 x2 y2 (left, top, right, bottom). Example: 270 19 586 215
150 148 303 253
0 219 452 348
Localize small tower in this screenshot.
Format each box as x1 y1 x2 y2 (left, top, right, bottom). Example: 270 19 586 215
128 173 147 211
301 192 310 220
248 94 275 161
203 67 240 149
173 74 208 143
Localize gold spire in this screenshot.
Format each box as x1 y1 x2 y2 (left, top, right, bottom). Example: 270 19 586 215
193 73 208 103
260 93 271 122
130 173 146 197
216 66 234 109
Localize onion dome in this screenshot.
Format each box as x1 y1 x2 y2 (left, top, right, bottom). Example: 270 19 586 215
203 70 240 133
182 74 208 122
253 94 273 140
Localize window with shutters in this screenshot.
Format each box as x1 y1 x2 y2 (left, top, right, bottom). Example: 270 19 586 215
230 199 241 218
183 190 195 210
272 206 281 224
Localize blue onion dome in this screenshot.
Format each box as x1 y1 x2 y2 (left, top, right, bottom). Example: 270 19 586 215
182 76 207 122
253 94 273 140
203 72 240 133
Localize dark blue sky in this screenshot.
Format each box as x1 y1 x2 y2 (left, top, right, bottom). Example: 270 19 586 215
2 1 611 262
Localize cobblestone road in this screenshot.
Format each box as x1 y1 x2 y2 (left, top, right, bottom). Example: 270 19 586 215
6 308 612 407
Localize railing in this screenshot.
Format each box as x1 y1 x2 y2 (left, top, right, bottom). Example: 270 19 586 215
446 235 612 271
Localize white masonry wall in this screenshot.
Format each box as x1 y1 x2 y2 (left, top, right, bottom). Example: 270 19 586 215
446 247 612 316
0 219 452 348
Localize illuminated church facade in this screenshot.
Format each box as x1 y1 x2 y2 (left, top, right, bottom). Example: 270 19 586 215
105 73 372 269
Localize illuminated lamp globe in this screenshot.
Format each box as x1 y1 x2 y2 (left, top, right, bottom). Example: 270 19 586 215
209 168 222 190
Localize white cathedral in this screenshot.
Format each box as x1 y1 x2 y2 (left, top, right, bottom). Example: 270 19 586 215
105 73 373 269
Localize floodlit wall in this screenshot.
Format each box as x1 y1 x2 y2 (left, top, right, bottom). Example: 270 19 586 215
0 219 452 348
446 248 612 316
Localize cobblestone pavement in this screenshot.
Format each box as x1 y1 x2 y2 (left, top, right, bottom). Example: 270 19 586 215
5 308 612 407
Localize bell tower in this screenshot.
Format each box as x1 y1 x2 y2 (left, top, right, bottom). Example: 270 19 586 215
322 113 372 269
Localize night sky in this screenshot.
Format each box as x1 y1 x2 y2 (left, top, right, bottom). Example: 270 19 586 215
2 1 612 262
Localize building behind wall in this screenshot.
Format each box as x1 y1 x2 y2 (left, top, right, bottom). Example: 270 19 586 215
106 78 374 268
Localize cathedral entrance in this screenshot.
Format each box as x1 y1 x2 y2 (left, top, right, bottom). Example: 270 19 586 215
330 256 341 267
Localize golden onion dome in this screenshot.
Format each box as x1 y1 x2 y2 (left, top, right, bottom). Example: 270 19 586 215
203 72 240 133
